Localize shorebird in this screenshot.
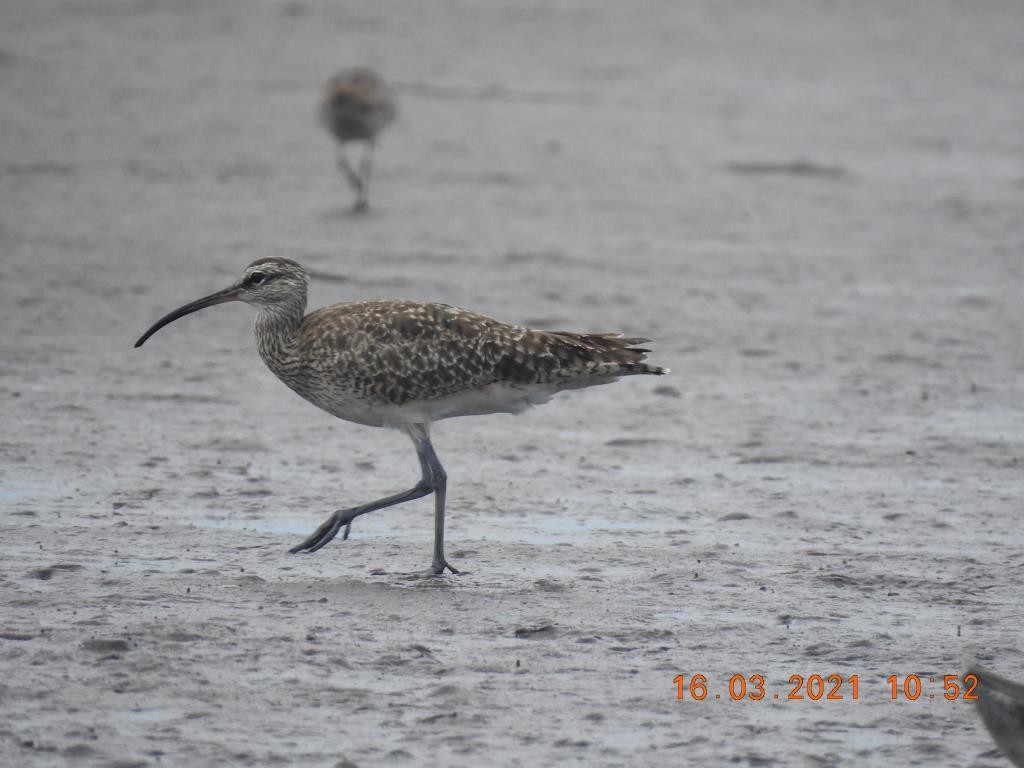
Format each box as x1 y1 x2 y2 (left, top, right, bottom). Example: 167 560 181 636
319 68 397 212
968 665 1024 767
135 257 667 574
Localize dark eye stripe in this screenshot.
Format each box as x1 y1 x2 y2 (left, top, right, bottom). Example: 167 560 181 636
249 272 267 285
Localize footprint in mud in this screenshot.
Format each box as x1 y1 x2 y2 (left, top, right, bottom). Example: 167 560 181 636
202 437 269 452
514 624 557 639
164 631 203 642
725 159 848 180
80 638 132 653
604 437 668 447
28 563 84 580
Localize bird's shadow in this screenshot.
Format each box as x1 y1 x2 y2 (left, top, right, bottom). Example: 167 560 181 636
318 203 380 222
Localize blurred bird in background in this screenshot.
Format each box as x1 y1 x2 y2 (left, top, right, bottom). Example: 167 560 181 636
319 67 397 212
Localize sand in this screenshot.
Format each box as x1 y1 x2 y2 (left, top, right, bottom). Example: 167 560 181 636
2 1 1023 765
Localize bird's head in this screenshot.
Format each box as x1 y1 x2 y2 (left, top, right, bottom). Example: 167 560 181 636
232 257 309 308
134 257 309 348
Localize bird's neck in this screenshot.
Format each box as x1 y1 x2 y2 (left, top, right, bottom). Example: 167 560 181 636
254 300 305 370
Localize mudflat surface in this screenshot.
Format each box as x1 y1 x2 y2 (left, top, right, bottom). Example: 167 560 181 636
2 2 1023 766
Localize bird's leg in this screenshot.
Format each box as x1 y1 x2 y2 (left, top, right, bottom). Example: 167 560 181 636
289 424 459 575
354 140 375 213
415 430 458 575
289 476 432 555
336 144 366 207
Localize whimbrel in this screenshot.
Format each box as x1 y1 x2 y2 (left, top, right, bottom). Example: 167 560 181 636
135 257 667 574
319 68 397 212
968 665 1024 766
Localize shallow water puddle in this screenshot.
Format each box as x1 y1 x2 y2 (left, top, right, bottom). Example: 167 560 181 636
192 511 664 546
654 609 703 622
94 554 215 573
476 513 665 545
0 483 69 502
194 515 315 537
121 707 179 723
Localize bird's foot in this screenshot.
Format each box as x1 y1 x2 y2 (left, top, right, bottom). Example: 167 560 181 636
352 199 370 214
428 558 461 576
289 510 354 554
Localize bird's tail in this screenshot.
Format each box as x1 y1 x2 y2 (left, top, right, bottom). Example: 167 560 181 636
494 329 669 388
535 331 670 381
568 332 668 374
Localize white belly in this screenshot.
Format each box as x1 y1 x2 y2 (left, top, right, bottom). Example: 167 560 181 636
311 382 561 428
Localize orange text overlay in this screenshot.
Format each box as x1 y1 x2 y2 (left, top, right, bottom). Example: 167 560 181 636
673 674 979 702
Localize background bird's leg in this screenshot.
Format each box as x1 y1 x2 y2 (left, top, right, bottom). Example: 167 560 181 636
354 140 375 212
336 144 365 204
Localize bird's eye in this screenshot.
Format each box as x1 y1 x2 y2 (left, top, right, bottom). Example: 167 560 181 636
249 272 266 285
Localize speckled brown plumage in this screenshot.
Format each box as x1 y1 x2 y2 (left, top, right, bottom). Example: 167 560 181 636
262 296 662 427
135 256 668 574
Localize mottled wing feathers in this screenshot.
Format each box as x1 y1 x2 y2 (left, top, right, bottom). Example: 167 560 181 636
294 301 511 404
499 330 666 386
293 301 665 406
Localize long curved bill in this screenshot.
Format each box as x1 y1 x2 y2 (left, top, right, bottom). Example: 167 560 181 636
134 285 241 348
